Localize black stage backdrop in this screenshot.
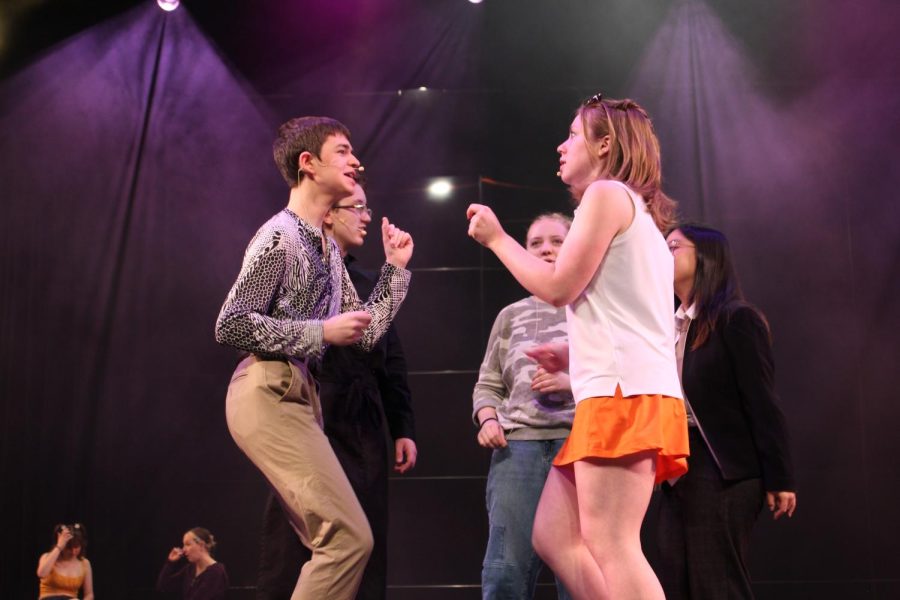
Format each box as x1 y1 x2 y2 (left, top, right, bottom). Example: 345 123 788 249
2 1 899 598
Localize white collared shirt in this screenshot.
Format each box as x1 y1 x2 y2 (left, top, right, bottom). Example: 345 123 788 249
675 303 697 426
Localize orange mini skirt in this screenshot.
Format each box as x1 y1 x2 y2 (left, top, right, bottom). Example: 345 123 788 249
553 385 690 485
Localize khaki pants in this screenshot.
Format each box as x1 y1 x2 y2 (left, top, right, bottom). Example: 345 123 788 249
225 355 373 600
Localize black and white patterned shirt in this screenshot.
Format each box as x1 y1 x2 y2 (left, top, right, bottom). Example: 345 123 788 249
215 208 410 360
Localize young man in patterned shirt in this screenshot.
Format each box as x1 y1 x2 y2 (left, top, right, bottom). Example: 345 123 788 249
215 117 413 600
256 183 418 600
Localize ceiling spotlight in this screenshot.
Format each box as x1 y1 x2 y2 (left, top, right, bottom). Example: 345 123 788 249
469 0 484 4
427 179 453 200
157 0 180 11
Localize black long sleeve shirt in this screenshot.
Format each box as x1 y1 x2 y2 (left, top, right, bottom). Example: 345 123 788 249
157 560 228 600
315 256 415 441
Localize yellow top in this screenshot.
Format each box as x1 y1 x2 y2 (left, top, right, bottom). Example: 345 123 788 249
39 560 84 598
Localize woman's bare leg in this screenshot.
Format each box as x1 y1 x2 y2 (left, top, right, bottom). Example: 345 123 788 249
533 451 663 600
532 464 608 600
574 451 663 600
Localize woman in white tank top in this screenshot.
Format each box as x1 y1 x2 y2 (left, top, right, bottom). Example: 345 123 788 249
467 94 688 600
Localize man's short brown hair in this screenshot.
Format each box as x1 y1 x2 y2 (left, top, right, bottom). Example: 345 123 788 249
273 116 351 188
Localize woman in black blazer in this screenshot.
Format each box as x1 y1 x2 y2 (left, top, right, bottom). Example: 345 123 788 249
654 224 797 600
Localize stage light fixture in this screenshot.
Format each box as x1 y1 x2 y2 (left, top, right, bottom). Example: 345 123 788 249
157 0 180 11
469 0 484 4
427 179 453 200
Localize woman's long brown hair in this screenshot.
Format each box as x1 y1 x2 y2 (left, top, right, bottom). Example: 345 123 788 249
578 97 677 232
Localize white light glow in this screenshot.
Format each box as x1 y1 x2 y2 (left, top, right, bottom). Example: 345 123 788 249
469 0 484 4
157 0 180 12
427 179 453 200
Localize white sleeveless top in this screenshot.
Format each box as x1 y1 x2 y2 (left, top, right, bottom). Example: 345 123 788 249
566 181 682 403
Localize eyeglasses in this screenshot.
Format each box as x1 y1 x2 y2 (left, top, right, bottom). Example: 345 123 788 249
668 241 695 254
583 92 603 105
583 92 631 112
333 203 373 218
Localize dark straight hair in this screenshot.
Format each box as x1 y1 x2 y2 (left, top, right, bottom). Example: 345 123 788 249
674 223 770 350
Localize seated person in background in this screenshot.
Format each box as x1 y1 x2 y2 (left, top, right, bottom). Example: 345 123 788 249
157 527 229 600
37 523 94 600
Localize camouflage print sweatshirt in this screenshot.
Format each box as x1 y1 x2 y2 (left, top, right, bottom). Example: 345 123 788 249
472 297 575 440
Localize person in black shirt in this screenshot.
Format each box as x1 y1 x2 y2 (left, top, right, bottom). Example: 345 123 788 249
157 527 228 600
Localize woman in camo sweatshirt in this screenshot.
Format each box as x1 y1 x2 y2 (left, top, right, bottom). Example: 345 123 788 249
472 213 575 600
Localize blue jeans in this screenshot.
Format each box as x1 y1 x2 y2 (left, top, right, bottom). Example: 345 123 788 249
482 439 572 600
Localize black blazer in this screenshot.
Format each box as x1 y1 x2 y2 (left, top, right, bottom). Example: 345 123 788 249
681 305 795 491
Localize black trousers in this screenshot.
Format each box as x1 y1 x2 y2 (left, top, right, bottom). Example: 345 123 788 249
256 382 390 600
653 428 763 600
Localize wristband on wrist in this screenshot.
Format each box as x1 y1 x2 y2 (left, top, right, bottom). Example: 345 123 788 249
479 416 499 428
